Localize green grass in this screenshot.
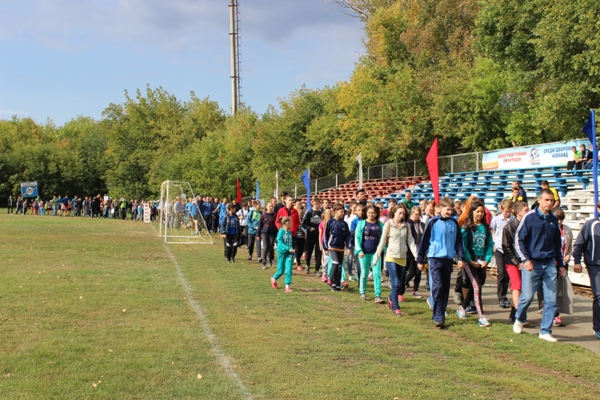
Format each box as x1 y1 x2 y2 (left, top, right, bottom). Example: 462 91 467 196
1 213 600 399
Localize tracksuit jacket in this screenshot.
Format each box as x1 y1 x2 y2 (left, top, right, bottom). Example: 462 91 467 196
573 218 600 267
416 216 465 263
515 209 564 268
324 218 351 251
246 209 262 235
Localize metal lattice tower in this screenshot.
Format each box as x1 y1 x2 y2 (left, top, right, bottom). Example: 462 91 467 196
229 0 242 114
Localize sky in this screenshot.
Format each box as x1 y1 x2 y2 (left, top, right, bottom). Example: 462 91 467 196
0 0 365 126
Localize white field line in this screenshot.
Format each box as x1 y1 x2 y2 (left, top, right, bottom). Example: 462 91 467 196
151 225 253 399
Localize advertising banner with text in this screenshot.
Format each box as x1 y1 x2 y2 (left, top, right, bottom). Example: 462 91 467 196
482 139 591 171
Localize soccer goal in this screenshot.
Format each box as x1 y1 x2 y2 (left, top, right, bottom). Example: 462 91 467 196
159 180 214 244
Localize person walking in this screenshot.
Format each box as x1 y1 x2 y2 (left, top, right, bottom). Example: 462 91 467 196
490 199 514 308
373 204 417 314
573 201 600 340
514 190 566 342
271 217 294 292
417 197 465 328
246 200 262 262
324 204 351 292
7 195 14 213
220 203 240 263
502 201 530 323
355 205 385 302
258 202 278 269
302 198 323 275
457 200 494 327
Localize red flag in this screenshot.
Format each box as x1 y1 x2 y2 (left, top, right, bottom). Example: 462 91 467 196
426 138 439 203
236 178 242 203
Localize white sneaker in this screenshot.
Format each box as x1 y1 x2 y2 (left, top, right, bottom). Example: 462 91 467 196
513 320 524 334
539 333 558 342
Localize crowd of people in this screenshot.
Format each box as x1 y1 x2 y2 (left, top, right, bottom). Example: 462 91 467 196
5 179 599 343
215 184 599 344
5 194 158 221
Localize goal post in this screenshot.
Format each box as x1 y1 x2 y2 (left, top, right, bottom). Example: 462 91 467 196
159 180 214 244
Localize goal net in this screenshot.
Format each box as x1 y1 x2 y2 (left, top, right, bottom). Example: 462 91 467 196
158 180 213 244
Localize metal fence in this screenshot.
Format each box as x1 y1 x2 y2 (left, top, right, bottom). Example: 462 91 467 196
269 151 485 199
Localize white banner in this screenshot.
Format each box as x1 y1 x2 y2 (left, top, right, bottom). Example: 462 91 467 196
482 139 590 171
143 203 151 223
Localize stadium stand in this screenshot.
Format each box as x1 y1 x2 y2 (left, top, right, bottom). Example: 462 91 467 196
310 165 596 287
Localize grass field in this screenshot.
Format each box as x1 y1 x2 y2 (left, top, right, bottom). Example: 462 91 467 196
1 213 600 399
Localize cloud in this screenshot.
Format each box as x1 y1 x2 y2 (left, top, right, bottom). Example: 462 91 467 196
0 0 361 52
0 109 26 115
0 0 225 52
242 0 356 43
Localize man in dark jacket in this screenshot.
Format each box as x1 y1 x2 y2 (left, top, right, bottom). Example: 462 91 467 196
514 190 565 342
302 198 322 275
573 202 600 341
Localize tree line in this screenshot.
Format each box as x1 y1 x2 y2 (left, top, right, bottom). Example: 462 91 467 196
1 0 598 201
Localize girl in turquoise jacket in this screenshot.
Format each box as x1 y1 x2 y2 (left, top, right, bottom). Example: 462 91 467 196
271 217 295 292
355 205 385 303
457 200 494 327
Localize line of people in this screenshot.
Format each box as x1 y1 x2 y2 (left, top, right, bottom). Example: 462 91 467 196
6 194 158 221
216 187 599 343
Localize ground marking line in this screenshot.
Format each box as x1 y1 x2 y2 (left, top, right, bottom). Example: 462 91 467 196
152 225 253 399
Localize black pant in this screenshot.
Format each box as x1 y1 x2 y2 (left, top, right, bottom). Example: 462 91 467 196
461 265 486 314
305 232 322 272
329 250 344 288
203 215 212 232
294 237 305 265
224 234 238 261
403 251 422 293
247 233 261 258
212 215 219 232
261 233 276 264
494 250 509 302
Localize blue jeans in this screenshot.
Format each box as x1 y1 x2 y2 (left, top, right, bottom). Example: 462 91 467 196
386 261 407 310
347 246 355 275
429 259 453 323
515 260 557 335
587 264 600 332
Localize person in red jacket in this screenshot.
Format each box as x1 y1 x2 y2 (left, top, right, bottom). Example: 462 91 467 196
275 195 300 235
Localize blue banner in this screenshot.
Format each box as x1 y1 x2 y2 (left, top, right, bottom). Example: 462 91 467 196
301 169 310 210
20 181 39 198
255 179 260 201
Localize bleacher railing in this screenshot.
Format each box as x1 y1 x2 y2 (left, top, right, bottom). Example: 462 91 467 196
279 152 485 198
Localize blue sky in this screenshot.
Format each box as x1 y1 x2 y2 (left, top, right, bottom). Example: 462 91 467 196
0 0 364 126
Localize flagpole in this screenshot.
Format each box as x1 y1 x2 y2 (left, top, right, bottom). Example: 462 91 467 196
307 168 311 210
357 153 363 189
592 110 598 218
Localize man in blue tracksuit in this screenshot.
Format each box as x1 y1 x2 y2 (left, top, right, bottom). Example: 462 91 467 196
572 202 600 341
201 196 215 233
417 197 465 328
514 189 565 342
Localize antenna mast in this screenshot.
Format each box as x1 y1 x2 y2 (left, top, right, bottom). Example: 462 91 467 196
229 0 242 114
